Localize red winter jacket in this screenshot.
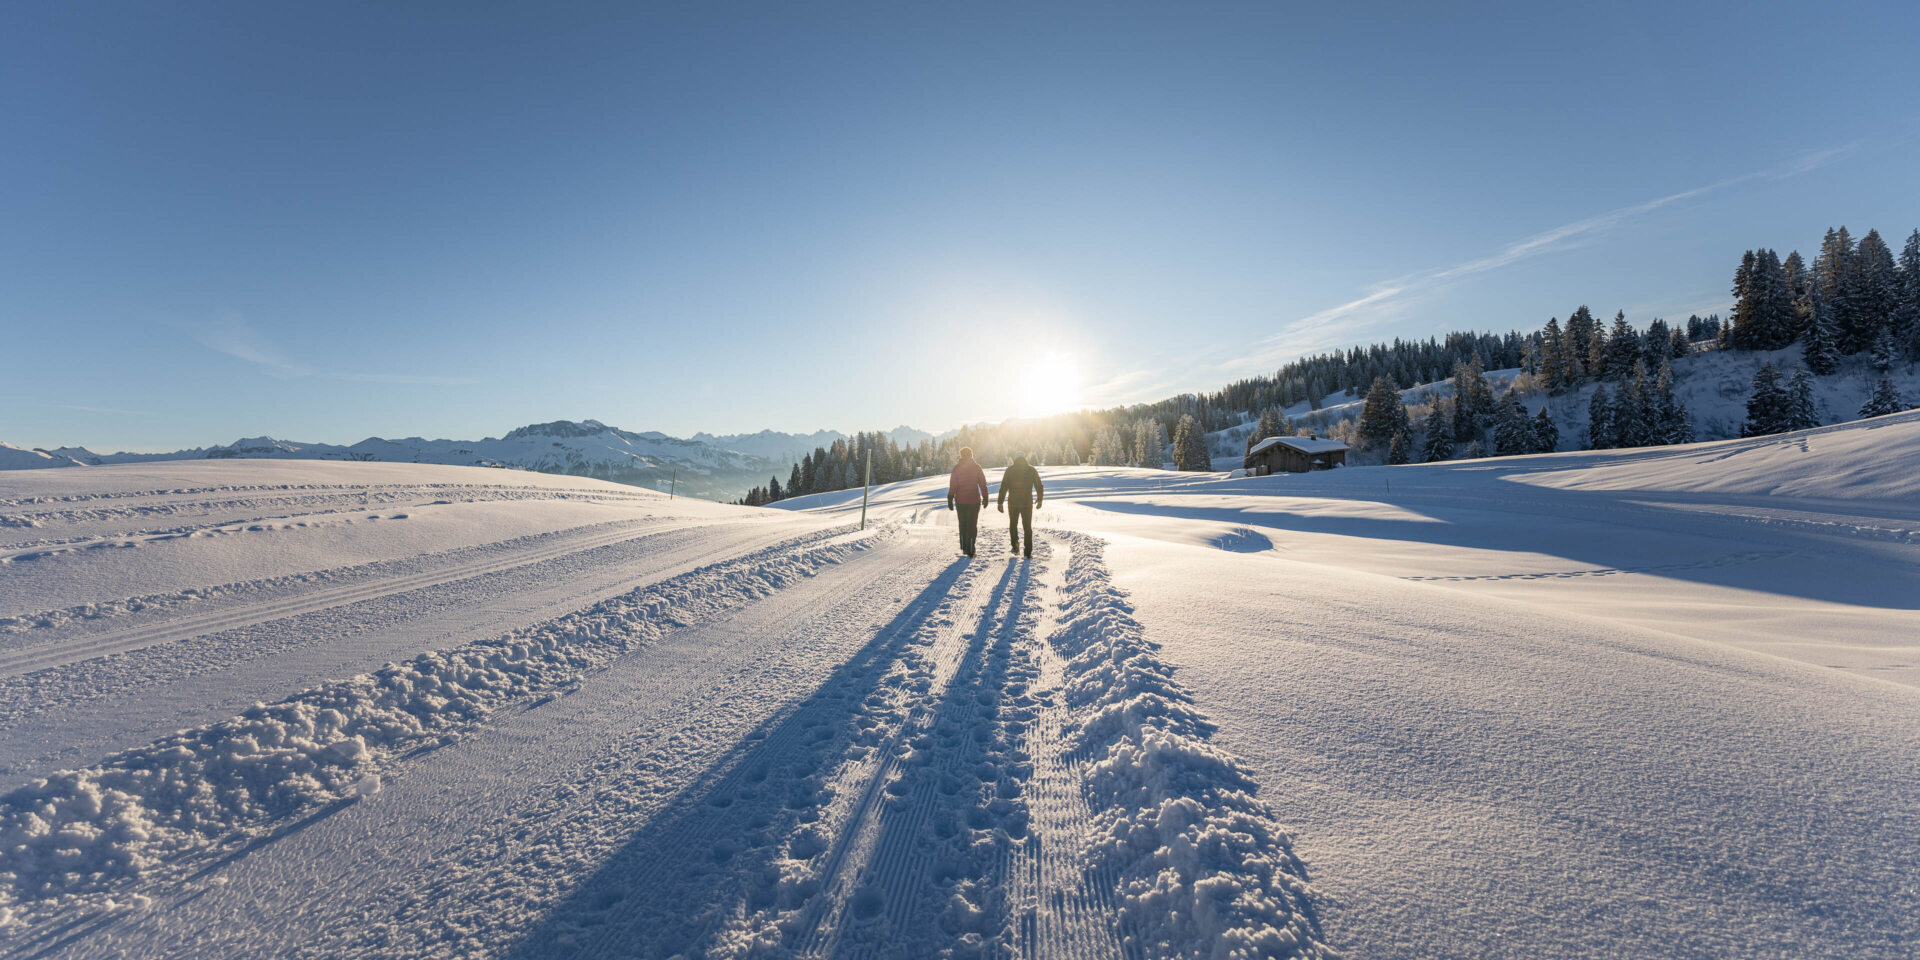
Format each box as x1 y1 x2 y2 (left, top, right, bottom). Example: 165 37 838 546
947 458 989 506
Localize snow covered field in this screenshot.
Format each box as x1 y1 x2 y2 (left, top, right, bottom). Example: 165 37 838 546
2 417 1916 958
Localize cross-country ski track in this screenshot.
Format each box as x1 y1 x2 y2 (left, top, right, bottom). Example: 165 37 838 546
2 415 1918 959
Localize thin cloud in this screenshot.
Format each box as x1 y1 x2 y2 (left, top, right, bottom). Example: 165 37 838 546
60 404 160 417
191 315 309 378
1236 141 1860 371
338 372 481 386
186 315 476 386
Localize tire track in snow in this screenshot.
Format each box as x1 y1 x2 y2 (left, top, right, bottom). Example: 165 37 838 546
0 520 825 783
0 482 658 551
770 539 1041 960
244 538 953 960
1007 534 1128 960
0 526 886 945
514 532 1006 960
0 519 710 675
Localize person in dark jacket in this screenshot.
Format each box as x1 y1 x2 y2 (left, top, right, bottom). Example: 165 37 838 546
997 454 1043 558
947 446 989 557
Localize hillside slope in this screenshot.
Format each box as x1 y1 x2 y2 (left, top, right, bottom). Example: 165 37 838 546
7 420 790 502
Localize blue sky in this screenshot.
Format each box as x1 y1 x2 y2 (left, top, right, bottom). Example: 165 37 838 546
4 1 1917 451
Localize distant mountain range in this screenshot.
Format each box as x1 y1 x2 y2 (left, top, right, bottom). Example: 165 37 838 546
1 421 935 501
690 426 934 461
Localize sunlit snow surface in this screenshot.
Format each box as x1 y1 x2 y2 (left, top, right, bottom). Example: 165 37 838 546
2 417 1916 958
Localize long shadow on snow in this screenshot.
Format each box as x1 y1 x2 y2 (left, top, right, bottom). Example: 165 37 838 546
500 555 978 960
1081 490 1920 610
788 558 1036 959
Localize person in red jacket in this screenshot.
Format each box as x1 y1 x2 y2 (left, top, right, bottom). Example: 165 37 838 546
946 446 990 557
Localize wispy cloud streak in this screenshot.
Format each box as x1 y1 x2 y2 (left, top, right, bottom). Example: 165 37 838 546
186 315 477 386
1235 141 1861 370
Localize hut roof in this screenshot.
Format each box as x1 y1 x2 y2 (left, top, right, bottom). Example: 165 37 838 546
1248 436 1350 456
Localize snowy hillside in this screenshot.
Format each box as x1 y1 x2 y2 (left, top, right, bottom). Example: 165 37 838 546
1211 344 1920 461
2 415 1916 959
8 420 791 502
0 444 88 470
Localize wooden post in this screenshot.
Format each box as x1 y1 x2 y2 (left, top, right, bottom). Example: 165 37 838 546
669 466 676 500
860 447 871 530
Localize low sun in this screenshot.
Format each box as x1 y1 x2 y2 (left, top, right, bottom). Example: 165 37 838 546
1019 353 1082 418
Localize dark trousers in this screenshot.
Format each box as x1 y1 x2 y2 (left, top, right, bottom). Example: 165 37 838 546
956 502 981 555
1008 502 1033 556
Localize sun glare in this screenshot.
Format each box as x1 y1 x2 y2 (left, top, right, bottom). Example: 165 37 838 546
1019 353 1082 418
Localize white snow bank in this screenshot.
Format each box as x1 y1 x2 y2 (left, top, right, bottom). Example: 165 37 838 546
0 444 85 471
0 524 886 928
1515 407 1920 502
1051 534 1328 960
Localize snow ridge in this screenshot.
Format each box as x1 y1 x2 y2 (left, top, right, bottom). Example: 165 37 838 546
0 524 887 931
1051 533 1330 960
0 517 665 633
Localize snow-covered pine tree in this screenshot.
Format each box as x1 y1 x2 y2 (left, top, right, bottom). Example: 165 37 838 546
1861 375 1908 418
1782 249 1807 298
1493 392 1533 455
1388 430 1412 465
1871 326 1899 375
1814 227 1859 352
1587 314 1611 380
1785 368 1820 431
1665 399 1695 444
787 463 802 499
1358 376 1409 449
1451 357 1493 442
1532 406 1559 453
1757 250 1797 349
1247 408 1281 457
1669 326 1690 360
1648 358 1681 442
1801 285 1841 376
1741 363 1790 437
1564 306 1594 365
1851 229 1899 349
1614 362 1649 448
1540 317 1569 390
1171 414 1207 471
1420 407 1454 462
1605 311 1640 380
1730 250 1758 349
1587 385 1613 449
1898 229 1920 360
1643 318 1671 366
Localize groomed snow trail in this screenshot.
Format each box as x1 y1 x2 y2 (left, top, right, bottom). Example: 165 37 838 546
0 519 816 782
1 515 1330 959
0 518 727 675
0 523 883 943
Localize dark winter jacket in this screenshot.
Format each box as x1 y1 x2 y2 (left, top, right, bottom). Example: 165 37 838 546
997 457 1043 510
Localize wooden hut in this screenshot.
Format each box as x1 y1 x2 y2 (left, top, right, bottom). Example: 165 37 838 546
1244 436 1350 475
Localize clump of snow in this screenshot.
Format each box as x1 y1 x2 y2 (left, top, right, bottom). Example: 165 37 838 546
0 524 885 926
1051 534 1329 959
